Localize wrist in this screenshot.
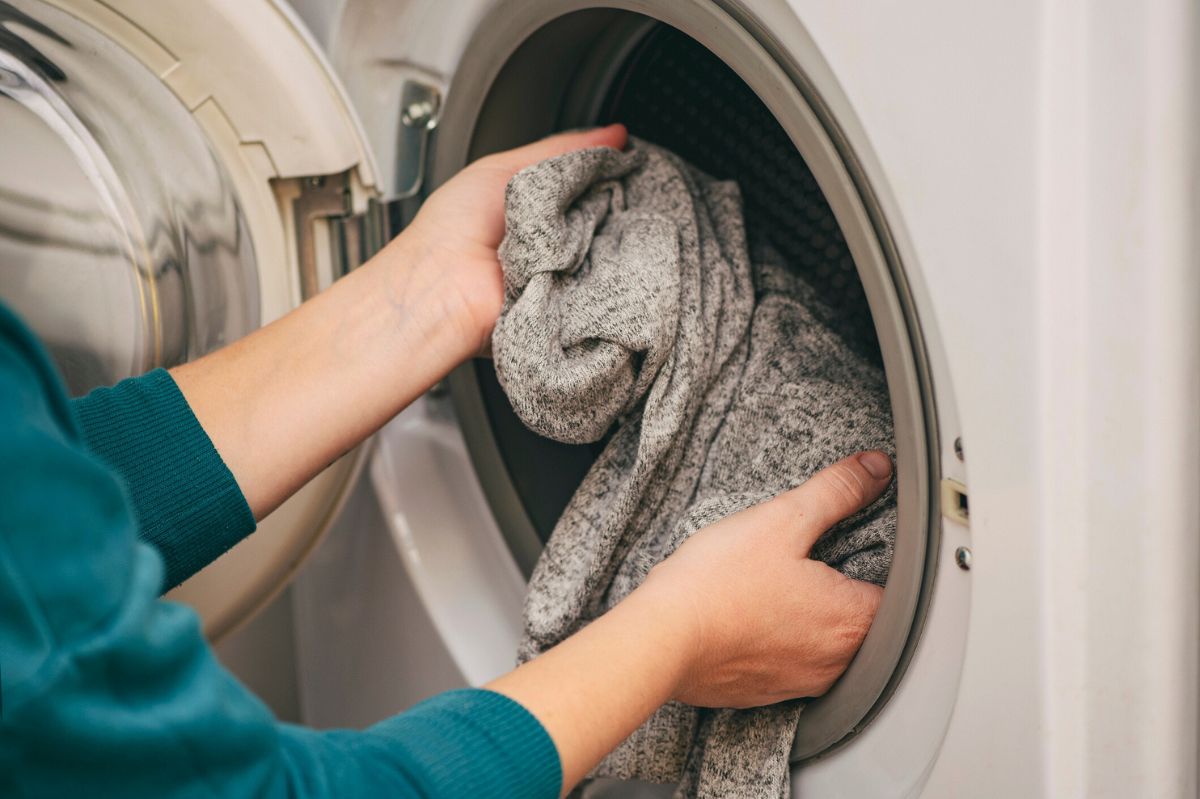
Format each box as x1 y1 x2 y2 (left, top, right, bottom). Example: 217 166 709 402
617 579 703 702
365 227 487 363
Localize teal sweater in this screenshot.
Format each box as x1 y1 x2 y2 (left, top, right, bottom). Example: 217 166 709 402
0 303 561 798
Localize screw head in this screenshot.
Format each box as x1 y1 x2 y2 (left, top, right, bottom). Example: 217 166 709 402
953 437 964 462
954 546 973 570
402 100 436 128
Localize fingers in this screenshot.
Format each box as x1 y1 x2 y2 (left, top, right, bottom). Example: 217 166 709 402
489 124 628 172
773 451 893 555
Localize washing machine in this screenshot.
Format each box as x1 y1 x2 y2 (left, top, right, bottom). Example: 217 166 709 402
2 1 1197 797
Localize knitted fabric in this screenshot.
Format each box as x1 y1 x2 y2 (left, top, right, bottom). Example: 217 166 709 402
494 139 895 798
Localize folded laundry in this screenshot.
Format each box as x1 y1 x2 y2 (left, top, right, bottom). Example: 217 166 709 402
493 138 896 798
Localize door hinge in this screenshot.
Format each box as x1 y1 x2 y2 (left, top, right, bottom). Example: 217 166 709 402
292 171 408 298
395 79 442 199
292 79 442 298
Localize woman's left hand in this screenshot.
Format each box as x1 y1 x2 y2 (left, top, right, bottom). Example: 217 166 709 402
398 124 628 355
172 125 626 517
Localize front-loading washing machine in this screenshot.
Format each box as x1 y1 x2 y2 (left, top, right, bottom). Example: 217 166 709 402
2 1 1197 797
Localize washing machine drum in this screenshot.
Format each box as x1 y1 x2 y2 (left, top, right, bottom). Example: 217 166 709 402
436 7 939 763
473 24 883 547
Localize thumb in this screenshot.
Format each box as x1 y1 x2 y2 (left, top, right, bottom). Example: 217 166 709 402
774 451 893 555
492 124 628 172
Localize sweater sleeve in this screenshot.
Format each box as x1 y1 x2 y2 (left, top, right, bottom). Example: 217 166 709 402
0 305 562 799
70 368 256 591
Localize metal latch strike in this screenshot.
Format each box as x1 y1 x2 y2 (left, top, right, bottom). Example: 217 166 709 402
941 478 969 525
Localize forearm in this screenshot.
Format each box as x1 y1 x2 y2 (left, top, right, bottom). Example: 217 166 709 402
171 233 473 518
486 584 694 794
169 126 627 519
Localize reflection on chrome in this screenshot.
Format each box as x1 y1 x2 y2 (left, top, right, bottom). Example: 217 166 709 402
0 0 258 395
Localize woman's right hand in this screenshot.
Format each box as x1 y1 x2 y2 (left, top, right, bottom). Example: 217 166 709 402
488 450 892 795
635 450 893 708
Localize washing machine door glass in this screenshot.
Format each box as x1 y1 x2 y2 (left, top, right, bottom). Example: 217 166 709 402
0 2 258 396
0 0 386 640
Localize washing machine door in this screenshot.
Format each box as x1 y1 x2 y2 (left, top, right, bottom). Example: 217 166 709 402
0 0 397 640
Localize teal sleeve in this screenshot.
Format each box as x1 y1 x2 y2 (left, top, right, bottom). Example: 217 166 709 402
70 368 256 591
277 691 562 797
0 304 562 799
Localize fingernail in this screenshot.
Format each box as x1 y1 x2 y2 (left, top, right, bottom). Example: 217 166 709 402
858 451 893 480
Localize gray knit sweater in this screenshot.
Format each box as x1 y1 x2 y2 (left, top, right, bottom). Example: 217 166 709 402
494 140 896 798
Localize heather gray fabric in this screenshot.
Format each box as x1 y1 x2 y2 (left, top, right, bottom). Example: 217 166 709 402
493 139 896 798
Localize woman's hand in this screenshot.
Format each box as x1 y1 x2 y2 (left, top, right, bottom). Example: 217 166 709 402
399 124 628 355
488 452 892 795
641 450 891 708
172 126 626 518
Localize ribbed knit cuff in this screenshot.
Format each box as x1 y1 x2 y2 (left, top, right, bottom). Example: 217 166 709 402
380 689 562 798
279 688 563 798
70 368 256 592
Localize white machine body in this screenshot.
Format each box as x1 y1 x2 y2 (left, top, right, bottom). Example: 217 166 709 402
308 2 1200 796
